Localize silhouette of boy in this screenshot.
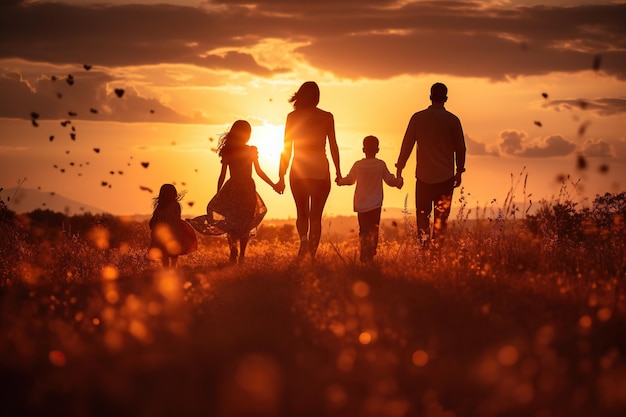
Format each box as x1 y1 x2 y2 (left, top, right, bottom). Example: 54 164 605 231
337 136 402 263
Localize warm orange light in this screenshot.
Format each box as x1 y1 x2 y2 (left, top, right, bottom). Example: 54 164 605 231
249 124 284 169
497 345 519 366
412 350 429 367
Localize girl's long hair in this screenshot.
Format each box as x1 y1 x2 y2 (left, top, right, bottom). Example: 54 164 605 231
289 81 320 109
216 120 252 158
152 183 184 210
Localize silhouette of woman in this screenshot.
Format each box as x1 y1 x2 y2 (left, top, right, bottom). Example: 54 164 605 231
188 120 278 264
276 81 342 258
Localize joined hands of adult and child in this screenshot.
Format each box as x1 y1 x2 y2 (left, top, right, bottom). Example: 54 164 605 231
274 178 286 195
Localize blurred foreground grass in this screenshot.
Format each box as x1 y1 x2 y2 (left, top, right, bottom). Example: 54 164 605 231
0 193 625 417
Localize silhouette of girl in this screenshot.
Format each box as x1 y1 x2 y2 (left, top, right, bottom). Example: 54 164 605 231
188 120 278 264
276 81 342 258
149 183 197 268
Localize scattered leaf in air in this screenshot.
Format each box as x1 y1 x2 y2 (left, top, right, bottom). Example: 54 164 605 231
31 119 39 127
577 154 587 170
541 92 548 99
579 100 588 110
101 181 108 187
31 112 39 119
150 109 155 114
57 92 63 99
141 162 150 168
70 133 76 140
66 74 74 86
592 54 601 71
140 186 153 193
578 121 590 137
90 108 98 114
49 136 54 142
187 201 195 207
68 111 77 117
534 121 542 127
114 89 125 98
50 75 57 81
598 164 609 174
83 64 92 71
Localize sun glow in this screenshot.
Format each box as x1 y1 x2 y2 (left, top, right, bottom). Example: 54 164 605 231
250 124 285 170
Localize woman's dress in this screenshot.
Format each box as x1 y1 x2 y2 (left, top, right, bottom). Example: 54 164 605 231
188 145 267 238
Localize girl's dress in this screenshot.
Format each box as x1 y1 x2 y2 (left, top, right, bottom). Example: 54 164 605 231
149 201 198 258
188 145 267 238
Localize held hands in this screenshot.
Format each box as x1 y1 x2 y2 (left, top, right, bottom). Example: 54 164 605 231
274 177 286 194
395 176 404 189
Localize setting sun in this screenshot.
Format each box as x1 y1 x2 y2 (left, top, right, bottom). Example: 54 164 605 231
249 124 285 169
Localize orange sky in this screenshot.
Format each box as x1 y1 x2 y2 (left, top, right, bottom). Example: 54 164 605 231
1 0 625 219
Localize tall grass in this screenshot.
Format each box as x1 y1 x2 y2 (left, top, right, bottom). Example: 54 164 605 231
0 184 625 417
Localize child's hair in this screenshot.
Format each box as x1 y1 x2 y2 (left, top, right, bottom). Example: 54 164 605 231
289 81 320 109
217 120 252 158
153 183 183 209
363 135 379 152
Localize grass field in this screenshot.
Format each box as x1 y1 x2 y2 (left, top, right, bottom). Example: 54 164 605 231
1 192 625 417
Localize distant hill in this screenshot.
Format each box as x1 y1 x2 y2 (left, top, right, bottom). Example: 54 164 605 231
0 187 105 215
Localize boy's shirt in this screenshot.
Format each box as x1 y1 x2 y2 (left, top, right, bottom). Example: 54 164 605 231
338 157 396 213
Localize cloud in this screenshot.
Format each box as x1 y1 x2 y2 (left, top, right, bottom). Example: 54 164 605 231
544 98 626 116
0 69 209 123
0 1 624 80
581 138 613 157
465 134 499 156
498 130 576 157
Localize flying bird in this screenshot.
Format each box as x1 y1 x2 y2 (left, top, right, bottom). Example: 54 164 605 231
141 162 150 168
114 89 125 98
83 64 92 71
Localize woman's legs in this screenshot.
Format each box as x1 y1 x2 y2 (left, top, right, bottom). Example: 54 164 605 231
227 234 238 264
308 180 330 256
290 178 330 258
239 235 249 263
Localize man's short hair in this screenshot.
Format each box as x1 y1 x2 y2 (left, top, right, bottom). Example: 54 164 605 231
431 82 448 102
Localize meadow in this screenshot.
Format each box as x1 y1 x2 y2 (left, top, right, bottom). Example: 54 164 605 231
0 189 625 417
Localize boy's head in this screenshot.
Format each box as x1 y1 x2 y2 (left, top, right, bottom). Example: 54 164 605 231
363 135 379 156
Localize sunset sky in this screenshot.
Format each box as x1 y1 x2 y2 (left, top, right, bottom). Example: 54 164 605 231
1 0 625 219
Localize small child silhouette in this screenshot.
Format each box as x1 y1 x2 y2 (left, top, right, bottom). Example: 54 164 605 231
337 135 402 263
149 183 198 268
188 120 279 264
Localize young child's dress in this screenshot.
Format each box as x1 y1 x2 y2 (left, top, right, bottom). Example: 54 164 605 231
149 200 197 259
188 145 267 238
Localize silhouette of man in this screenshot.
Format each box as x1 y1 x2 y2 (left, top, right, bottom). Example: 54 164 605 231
395 82 466 245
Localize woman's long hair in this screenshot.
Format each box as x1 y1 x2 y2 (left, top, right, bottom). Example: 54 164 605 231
217 120 252 158
289 81 320 109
